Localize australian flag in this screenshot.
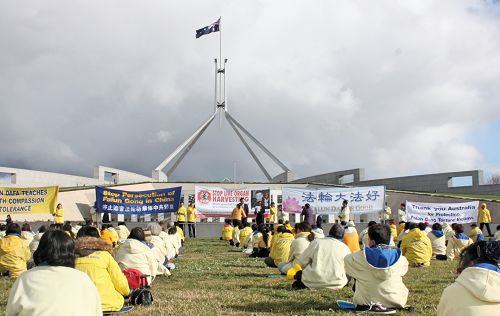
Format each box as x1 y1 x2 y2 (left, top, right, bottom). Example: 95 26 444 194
196 18 220 38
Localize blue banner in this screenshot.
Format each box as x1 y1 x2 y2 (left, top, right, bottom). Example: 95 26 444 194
95 186 182 215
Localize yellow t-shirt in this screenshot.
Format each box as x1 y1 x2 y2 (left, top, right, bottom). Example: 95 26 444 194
187 207 197 222
177 206 187 222
53 208 64 224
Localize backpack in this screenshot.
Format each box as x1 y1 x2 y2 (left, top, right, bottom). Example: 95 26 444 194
122 268 143 289
129 275 153 306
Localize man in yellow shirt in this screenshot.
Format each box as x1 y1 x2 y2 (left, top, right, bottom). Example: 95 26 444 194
187 203 197 238
52 203 64 224
176 202 187 232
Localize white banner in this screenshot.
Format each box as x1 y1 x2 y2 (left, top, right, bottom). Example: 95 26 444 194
405 201 478 224
195 186 270 216
282 186 385 215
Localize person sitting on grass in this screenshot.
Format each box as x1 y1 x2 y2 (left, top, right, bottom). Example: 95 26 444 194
265 226 294 268
310 225 325 239
273 219 284 234
442 222 455 244
20 223 35 246
278 222 311 274
148 223 175 270
250 224 272 258
437 240 500 315
0 223 31 278
397 222 411 248
401 223 432 267
165 221 182 257
446 224 473 260
115 227 159 284
221 219 234 242
428 223 447 260
342 221 360 253
468 223 484 242
100 224 116 247
292 223 351 290
6 230 102 316
242 223 258 254
75 226 130 313
231 224 241 247
115 222 130 243
345 223 409 309
238 222 253 250
359 221 377 249
30 225 46 254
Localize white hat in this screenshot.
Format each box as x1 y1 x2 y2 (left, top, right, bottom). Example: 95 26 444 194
347 221 355 227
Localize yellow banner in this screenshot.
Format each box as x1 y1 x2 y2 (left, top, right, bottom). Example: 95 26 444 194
0 186 59 214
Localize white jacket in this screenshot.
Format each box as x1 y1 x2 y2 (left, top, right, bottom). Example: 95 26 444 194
29 232 44 254
438 266 500 315
297 237 351 289
345 246 409 307
6 266 101 316
287 232 311 265
115 239 159 283
427 231 446 256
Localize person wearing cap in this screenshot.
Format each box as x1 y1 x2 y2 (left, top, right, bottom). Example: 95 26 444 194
468 223 485 242
342 221 360 253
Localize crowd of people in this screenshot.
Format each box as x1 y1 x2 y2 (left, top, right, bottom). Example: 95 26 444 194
0 200 499 315
0 206 186 316
220 201 500 314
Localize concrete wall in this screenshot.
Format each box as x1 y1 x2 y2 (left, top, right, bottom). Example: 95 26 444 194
294 169 500 195
0 166 153 188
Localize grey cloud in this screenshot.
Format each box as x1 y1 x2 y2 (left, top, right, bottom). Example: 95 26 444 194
1 0 500 182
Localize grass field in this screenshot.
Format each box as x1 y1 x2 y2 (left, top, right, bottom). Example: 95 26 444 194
0 238 459 315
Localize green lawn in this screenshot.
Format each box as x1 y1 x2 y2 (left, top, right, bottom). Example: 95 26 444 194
0 238 459 315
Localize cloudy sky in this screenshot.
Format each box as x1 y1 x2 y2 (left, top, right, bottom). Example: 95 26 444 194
1 0 499 182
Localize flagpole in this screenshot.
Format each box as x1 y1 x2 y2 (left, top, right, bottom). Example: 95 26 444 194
219 16 223 128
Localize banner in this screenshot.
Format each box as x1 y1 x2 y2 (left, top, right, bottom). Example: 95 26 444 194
282 186 385 215
96 186 182 215
405 201 479 224
195 186 270 216
0 186 59 214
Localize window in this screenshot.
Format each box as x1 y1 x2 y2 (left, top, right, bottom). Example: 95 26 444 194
447 176 473 188
104 171 118 184
0 172 14 184
339 174 354 184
